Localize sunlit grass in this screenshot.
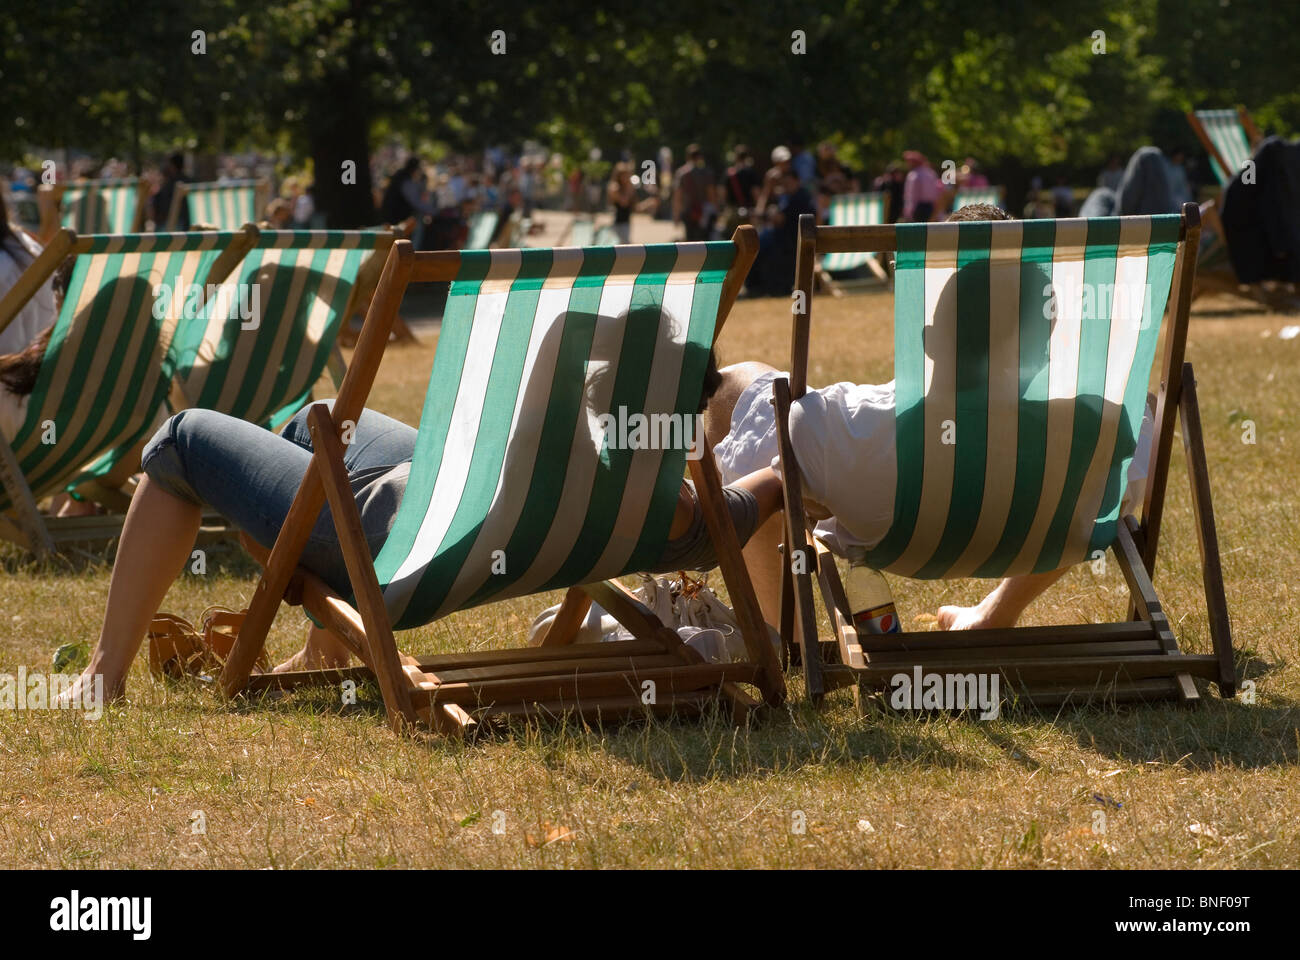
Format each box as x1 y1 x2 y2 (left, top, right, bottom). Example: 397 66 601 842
0 288 1296 868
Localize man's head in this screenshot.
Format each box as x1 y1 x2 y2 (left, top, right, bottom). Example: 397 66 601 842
903 150 927 170
686 143 703 164
946 202 1010 222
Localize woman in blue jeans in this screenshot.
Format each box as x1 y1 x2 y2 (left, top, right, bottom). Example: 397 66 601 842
59 394 775 704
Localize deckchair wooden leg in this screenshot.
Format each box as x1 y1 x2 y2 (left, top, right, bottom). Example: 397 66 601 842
306 405 418 732
772 377 825 702
536 587 593 647
220 241 415 697
778 545 795 669
813 539 868 714
1113 520 1199 704
813 540 865 670
688 440 786 706
0 439 54 558
1178 363 1235 696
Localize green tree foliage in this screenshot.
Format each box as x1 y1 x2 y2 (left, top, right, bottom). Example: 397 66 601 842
3 0 1297 225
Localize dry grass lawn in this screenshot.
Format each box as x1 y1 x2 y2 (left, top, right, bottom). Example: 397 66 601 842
1 285 1297 868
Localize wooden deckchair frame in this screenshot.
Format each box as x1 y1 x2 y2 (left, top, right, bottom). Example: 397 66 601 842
218 226 786 735
1186 107 1262 188
777 205 1235 709
0 226 259 557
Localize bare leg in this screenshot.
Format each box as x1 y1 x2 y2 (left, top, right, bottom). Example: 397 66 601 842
937 568 1069 631
61 476 201 702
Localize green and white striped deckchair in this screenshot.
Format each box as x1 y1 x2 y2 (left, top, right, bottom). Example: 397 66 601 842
218 228 784 735
1187 108 1260 186
569 218 596 247
776 206 1235 707
821 192 886 274
0 228 254 554
952 185 1005 212
169 179 269 230
465 209 500 249
169 229 394 431
57 178 148 234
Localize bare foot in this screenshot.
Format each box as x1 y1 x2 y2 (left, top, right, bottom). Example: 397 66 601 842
271 646 351 674
53 669 121 708
936 600 1016 631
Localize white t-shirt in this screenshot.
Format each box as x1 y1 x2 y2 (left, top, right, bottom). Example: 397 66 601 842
715 370 1153 559
0 229 57 356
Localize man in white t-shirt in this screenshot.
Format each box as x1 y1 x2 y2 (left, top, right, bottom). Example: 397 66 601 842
705 203 1154 635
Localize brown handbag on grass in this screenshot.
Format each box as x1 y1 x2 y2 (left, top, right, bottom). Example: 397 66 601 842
148 607 270 680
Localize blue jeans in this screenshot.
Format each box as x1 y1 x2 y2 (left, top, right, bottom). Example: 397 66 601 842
140 402 414 595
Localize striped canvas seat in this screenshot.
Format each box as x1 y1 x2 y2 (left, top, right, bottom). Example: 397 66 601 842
170 230 388 430
569 218 596 247
858 214 1179 580
952 186 1005 211
1194 110 1253 185
372 241 734 630
465 210 499 249
59 178 144 234
178 179 264 229
2 232 242 510
821 192 885 272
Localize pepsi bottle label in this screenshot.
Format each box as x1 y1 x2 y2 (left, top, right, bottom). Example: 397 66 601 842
852 602 901 634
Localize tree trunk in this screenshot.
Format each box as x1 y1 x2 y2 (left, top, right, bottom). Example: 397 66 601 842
309 79 375 229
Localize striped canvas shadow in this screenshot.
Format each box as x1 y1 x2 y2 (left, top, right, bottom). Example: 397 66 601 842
374 241 734 630
170 229 392 430
217 228 784 734
862 215 1179 579
778 206 1234 708
3 231 248 513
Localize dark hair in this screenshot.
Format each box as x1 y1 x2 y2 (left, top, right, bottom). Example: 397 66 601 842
0 325 51 396
946 202 1011 222
698 349 721 413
